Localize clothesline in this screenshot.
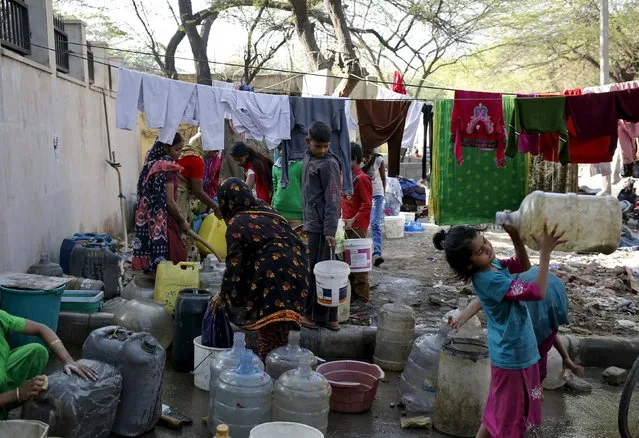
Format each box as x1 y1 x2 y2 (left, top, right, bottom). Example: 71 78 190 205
20 37 561 97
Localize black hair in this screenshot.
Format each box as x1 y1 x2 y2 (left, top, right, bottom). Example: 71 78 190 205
362 150 382 176
308 121 332 143
350 142 363 164
159 132 183 148
433 226 484 282
230 141 274 194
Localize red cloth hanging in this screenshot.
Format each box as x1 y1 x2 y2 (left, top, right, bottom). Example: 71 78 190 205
392 71 407 95
451 90 506 167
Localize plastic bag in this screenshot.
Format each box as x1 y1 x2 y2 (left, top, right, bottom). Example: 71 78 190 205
22 359 122 438
202 305 234 348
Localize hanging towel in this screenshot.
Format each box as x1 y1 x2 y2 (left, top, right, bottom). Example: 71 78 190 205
115 68 143 130
220 89 290 150
197 85 227 151
356 100 410 177
281 97 353 194
507 97 569 164
431 97 528 225
158 80 197 144
451 90 506 167
619 120 639 164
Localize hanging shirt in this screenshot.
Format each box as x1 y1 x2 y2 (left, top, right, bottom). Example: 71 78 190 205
451 90 506 167
281 97 353 194
159 80 197 144
506 97 569 164
356 100 410 177
220 89 290 150
341 167 373 231
472 260 541 370
375 87 425 152
116 68 170 130
615 88 639 123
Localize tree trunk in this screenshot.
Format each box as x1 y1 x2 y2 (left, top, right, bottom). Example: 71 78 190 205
289 0 331 71
178 0 212 85
324 0 363 97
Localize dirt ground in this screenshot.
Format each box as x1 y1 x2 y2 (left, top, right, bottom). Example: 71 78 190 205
366 222 639 337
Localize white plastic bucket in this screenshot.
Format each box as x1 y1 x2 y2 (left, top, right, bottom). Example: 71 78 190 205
0 421 48 438
343 238 373 272
384 216 405 239
193 335 228 391
314 260 350 307
400 212 416 222
250 422 324 438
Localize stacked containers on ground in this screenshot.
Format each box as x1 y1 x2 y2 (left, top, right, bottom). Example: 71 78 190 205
374 302 415 371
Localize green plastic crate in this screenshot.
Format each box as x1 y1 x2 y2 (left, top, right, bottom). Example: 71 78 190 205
60 290 104 313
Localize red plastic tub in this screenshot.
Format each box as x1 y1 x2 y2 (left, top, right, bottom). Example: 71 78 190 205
316 360 385 413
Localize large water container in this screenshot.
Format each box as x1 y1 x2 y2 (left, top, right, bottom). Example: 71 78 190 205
496 191 622 254
114 298 174 350
396 333 441 413
173 289 210 372
154 261 200 314
373 302 416 371
265 331 317 380
432 338 490 436
213 350 273 438
82 326 166 437
543 346 567 390
21 359 122 438
27 253 63 277
208 333 265 432
69 244 120 298
272 356 331 434
121 274 155 300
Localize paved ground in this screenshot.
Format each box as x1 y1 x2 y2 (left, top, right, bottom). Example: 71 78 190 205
26 346 626 437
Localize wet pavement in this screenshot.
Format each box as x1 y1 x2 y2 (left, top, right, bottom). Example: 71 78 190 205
148 366 622 437
23 345 626 437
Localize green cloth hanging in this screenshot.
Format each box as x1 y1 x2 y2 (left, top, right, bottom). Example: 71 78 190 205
432 97 529 225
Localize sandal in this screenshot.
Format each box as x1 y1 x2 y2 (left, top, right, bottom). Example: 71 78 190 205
324 322 341 332
302 318 319 330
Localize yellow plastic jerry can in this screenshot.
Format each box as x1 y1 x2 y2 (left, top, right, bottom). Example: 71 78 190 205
153 261 200 314
197 215 228 260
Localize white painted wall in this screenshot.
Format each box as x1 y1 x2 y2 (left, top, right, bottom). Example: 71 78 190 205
0 50 140 272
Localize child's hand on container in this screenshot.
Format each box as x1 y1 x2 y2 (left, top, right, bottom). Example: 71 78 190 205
533 223 566 254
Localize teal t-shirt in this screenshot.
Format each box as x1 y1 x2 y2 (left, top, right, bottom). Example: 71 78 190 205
272 158 303 220
472 261 540 370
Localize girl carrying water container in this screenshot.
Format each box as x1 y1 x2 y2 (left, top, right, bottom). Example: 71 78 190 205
434 224 564 438
450 225 585 383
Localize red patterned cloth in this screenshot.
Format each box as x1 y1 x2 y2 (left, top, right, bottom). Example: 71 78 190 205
392 71 407 95
451 90 506 167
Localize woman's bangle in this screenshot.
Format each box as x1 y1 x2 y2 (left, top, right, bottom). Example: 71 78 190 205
49 339 61 348
15 388 20 402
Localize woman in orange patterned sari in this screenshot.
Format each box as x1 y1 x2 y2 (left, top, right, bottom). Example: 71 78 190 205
216 178 308 359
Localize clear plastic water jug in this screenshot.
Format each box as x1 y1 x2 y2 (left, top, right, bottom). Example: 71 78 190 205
208 333 264 433
396 333 442 413
496 191 622 255
265 331 317 380
443 309 483 340
272 356 331 434
373 302 416 371
213 350 273 438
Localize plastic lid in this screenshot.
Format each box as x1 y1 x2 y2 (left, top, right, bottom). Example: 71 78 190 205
216 424 229 437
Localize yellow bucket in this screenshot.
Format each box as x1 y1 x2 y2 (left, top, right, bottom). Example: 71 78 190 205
153 261 200 314
197 215 228 260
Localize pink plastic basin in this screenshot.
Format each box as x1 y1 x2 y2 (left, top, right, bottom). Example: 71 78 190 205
316 360 385 413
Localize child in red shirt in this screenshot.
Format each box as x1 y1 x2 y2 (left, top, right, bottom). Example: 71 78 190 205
342 142 373 302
